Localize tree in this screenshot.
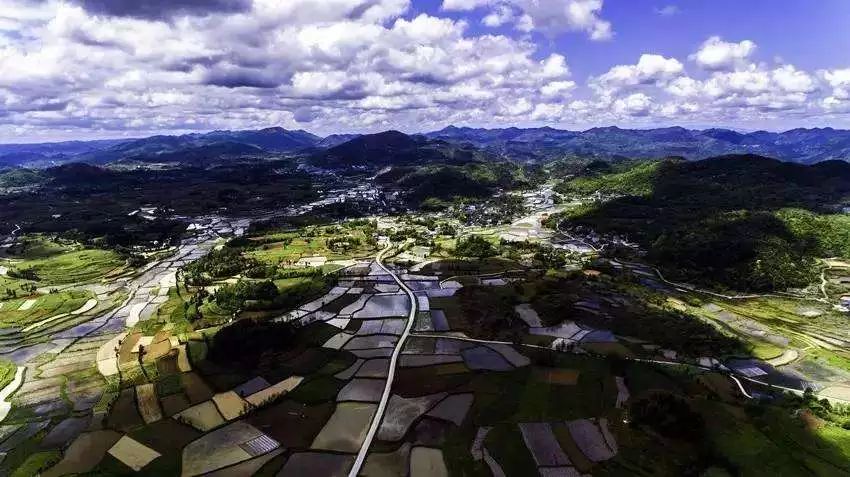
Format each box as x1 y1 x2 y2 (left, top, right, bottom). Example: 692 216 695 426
630 391 704 441
455 235 497 259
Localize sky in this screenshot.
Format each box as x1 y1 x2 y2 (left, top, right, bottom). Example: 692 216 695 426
1 0 850 142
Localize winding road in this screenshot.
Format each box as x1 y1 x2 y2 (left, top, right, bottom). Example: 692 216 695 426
348 244 418 477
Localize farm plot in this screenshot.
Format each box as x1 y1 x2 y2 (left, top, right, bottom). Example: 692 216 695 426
515 304 543 327
182 421 280 476
353 294 411 318
136 383 163 424
337 378 385 402
364 442 411 477
566 419 617 462
518 422 572 467
404 337 437 355
311 402 377 453
174 401 225 431
410 446 449 477
339 294 372 315
107 435 161 472
357 319 385 335
401 354 464 368
356 359 390 378
344 334 398 350
377 393 447 441
426 393 474 425
278 452 354 477
335 359 365 380
42 430 122 477
245 376 303 406
430 309 450 331
530 322 585 340
413 312 434 332
462 346 513 371
0 290 96 328
323 332 354 350
533 368 580 386
212 391 253 420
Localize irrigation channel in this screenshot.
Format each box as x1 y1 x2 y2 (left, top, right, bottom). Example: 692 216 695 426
349 243 418 476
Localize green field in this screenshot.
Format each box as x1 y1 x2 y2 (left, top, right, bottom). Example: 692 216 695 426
0 289 95 326
246 223 378 264
1 235 124 286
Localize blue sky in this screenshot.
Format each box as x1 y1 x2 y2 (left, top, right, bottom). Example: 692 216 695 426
1 0 850 142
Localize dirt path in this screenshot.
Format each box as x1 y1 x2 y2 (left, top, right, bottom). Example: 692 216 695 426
348 244 417 477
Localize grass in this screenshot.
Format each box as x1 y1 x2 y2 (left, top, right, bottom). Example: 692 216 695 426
3 245 124 285
10 450 61 477
0 358 17 389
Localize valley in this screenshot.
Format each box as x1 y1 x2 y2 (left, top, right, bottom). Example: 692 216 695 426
1 147 850 475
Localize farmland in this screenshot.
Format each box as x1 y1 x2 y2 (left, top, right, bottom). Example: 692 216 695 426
1 176 850 476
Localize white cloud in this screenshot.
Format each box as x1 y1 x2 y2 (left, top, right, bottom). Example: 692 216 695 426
442 0 612 40
592 54 683 95
0 0 593 139
482 4 514 27
691 36 757 71
613 93 653 116
654 5 680 16
0 7 848 140
540 80 576 98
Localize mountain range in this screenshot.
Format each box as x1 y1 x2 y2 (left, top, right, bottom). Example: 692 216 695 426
2 125 850 168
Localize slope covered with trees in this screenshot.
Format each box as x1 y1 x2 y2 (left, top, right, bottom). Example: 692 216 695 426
552 155 850 291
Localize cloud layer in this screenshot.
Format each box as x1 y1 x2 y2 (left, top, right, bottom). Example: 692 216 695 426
0 0 848 141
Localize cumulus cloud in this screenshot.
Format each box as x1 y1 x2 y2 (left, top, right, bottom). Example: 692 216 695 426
591 54 683 95
443 0 612 40
0 3 847 140
821 68 850 110
691 36 757 71
0 0 586 139
63 0 252 19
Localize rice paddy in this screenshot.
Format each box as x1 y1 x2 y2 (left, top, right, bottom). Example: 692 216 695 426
6 218 850 477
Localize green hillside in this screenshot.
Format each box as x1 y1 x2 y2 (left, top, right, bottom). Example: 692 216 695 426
552 155 850 291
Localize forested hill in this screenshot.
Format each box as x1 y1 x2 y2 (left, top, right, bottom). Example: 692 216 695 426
552 155 850 292
309 130 489 169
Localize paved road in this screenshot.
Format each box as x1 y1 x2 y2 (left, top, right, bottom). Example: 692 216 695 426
348 244 418 477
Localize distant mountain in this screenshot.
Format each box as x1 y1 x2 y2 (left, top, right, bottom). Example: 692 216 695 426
118 141 266 167
200 127 320 152
0 139 130 166
311 130 489 169
3 125 850 168
0 128 322 167
426 125 850 164
315 134 362 149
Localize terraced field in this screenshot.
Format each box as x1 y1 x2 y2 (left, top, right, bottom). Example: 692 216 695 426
2 211 850 476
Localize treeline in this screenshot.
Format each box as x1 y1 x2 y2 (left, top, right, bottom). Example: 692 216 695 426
212 274 332 314
553 155 850 291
